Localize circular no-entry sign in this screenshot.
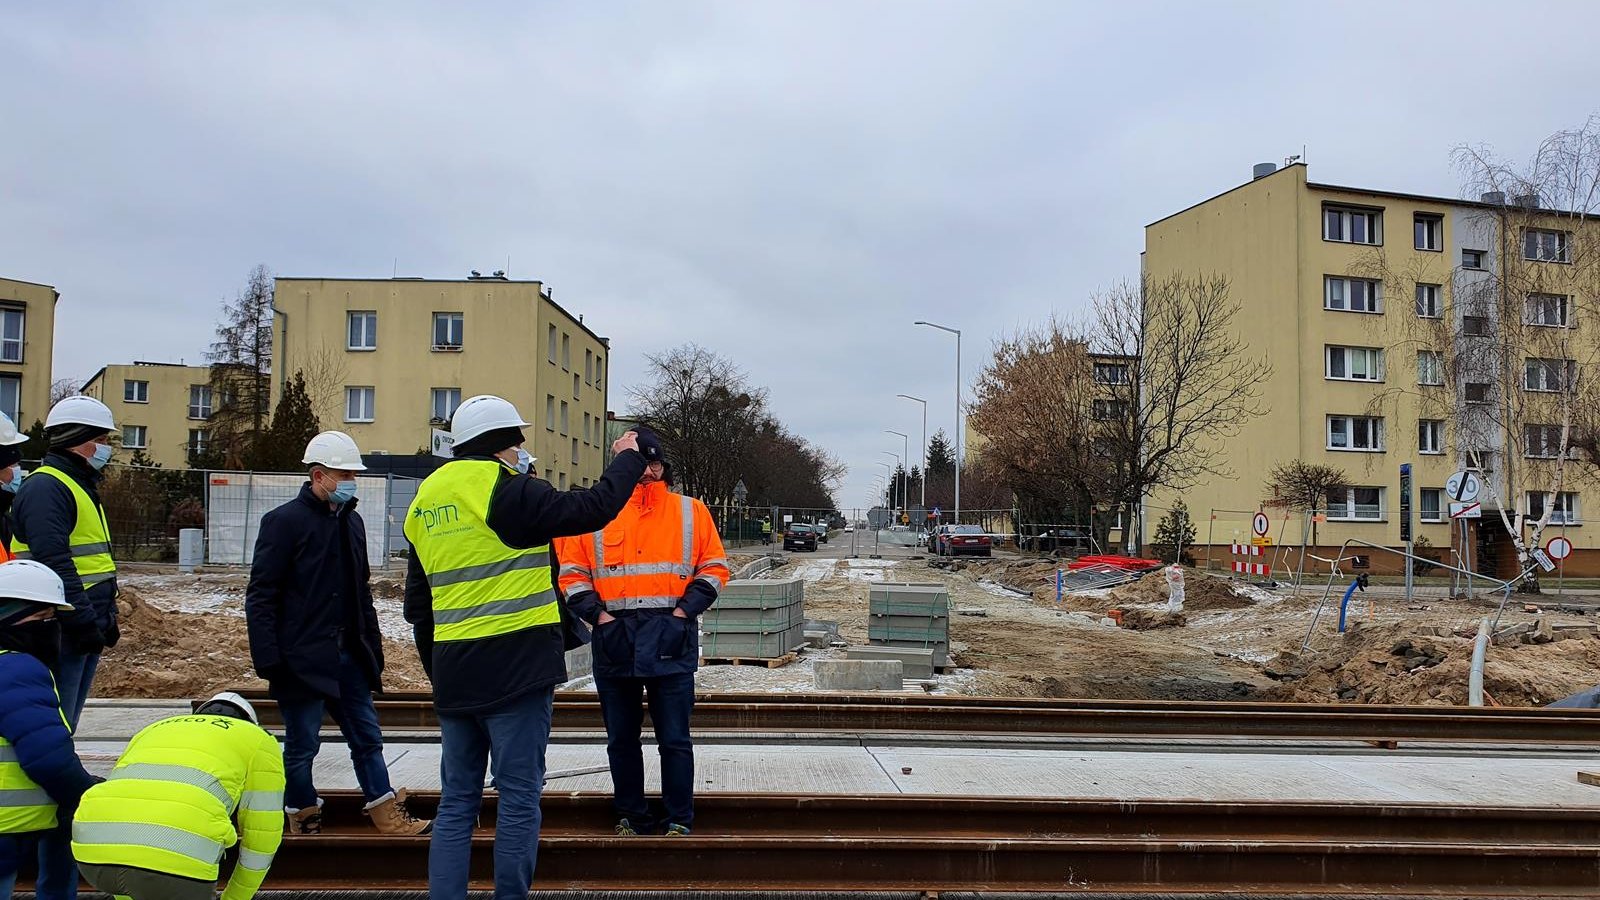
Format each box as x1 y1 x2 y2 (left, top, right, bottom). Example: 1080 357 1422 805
1547 536 1574 561
1252 512 1270 537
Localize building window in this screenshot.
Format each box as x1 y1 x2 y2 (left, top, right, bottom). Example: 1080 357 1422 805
583 412 592 445
0 309 23 364
546 395 556 431
1324 276 1382 313
1527 491 1580 525
1414 214 1443 251
345 386 375 423
571 437 579 464
573 373 580 400
188 428 210 456
1465 382 1491 404
1092 361 1130 385
0 375 18 424
560 401 569 436
1325 346 1383 382
1327 415 1384 452
1525 424 1571 459
1526 293 1571 328
431 388 461 423
595 358 604 386
1525 357 1576 393
1523 228 1571 263
1092 398 1128 421
1417 351 1444 386
1420 488 1443 523
1415 283 1442 318
1419 419 1444 455
122 425 147 449
561 333 571 370
547 324 557 363
188 385 213 420
1323 206 1382 245
544 468 553 482
124 380 150 403
585 350 594 385
558 472 567 489
1462 249 1486 270
348 311 377 350
1327 486 1385 520
432 312 464 350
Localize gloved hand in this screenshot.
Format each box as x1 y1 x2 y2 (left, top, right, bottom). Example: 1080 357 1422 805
61 615 105 656
102 617 121 649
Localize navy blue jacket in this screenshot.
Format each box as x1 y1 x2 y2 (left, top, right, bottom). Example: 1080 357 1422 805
0 650 97 833
11 451 118 649
245 484 384 700
403 449 646 715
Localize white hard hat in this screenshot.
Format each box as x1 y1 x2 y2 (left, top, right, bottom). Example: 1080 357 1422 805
45 395 115 432
302 431 367 470
450 395 530 446
0 412 26 447
0 560 70 608
203 691 259 725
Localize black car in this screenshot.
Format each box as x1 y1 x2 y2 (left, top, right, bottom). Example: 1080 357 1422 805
1024 527 1092 554
784 525 818 553
812 523 830 544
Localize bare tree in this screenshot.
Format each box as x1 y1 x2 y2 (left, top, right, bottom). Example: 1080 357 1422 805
296 342 350 427
49 378 81 407
206 265 274 469
1264 460 1350 547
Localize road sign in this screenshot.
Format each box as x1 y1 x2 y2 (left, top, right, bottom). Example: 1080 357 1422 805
1449 502 1482 519
1250 535 1273 547
1533 548 1557 572
932 507 942 521
430 429 454 459
1446 471 1482 504
1399 463 1413 544
1251 512 1270 537
1547 536 1574 561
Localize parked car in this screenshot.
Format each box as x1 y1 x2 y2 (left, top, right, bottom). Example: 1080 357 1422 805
784 524 818 553
935 524 992 557
1023 527 1092 554
812 523 830 544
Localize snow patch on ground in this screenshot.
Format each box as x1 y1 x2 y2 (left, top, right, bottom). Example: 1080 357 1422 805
976 580 1033 599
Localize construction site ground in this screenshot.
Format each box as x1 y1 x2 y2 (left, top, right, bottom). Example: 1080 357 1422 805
104 541 1600 708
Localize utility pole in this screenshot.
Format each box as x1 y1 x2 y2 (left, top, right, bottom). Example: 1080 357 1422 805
897 394 928 519
914 321 961 524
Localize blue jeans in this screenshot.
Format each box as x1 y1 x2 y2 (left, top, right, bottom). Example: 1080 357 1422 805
1 833 35 900
596 672 696 830
34 647 98 900
278 652 395 808
430 687 553 900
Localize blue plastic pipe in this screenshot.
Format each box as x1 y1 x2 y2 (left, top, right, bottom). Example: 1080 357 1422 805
1337 579 1361 632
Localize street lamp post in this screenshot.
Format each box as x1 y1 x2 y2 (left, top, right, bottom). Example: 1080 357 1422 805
896 394 927 520
878 450 903 525
885 430 909 523
913 321 961 525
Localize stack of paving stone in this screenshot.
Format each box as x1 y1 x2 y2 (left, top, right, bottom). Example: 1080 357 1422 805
701 577 805 659
867 581 950 669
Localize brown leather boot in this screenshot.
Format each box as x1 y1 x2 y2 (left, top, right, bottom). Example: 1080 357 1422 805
286 801 323 835
364 788 433 836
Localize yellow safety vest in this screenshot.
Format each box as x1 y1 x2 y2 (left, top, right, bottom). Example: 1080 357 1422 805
72 714 284 889
404 459 560 643
11 466 116 587
0 650 68 834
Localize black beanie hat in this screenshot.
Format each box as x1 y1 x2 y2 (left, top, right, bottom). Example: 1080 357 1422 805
48 424 109 451
452 426 526 459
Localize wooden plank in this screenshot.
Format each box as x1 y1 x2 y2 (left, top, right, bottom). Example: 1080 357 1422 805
700 652 797 669
1577 770 1600 787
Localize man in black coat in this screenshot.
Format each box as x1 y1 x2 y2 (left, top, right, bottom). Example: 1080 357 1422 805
245 431 429 837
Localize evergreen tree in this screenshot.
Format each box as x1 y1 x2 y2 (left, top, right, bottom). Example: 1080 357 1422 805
255 371 321 471
1152 500 1198 565
206 264 275 469
924 429 956 508
21 419 46 463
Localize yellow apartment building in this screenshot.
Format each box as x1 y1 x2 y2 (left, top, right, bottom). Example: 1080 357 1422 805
1145 162 1600 577
82 362 215 469
271 275 610 488
0 277 58 430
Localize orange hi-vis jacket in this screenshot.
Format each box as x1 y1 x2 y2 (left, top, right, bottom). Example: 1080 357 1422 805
554 482 730 613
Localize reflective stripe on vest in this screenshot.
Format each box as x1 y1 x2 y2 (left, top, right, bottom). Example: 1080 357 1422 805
108 763 236 813
11 466 116 584
404 460 559 643
0 650 68 834
72 821 224 867
590 495 723 604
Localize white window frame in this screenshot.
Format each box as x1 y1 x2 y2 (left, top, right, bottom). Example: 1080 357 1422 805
1414 283 1442 318
1524 424 1573 460
0 308 24 364
432 312 464 350
1418 419 1445 455
1326 486 1385 521
1324 345 1384 382
1462 249 1486 270
1323 206 1383 245
1416 350 1444 386
122 425 147 449
188 385 213 420
0 375 20 424
124 379 150 403
1092 398 1129 421
1523 228 1571 263
344 386 376 423
347 311 378 351
1420 488 1443 523
1092 362 1130 385
1324 276 1382 313
188 428 210 455
431 387 462 423
1414 214 1443 251
1524 357 1576 393
1327 415 1385 452
1525 293 1571 328
1527 491 1581 525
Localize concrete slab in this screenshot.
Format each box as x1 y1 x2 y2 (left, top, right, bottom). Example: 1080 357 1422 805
814 659 903 691
847 646 936 678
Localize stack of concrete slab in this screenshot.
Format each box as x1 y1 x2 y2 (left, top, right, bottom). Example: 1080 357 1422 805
701 577 805 659
867 581 950 669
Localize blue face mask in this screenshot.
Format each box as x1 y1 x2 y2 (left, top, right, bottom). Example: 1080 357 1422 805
329 480 358 505
1 466 22 494
89 443 114 471
514 448 533 475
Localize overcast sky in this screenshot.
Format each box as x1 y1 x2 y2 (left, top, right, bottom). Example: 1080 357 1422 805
4 2 1598 510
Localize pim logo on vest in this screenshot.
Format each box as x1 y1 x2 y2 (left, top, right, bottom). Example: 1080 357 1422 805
412 503 461 532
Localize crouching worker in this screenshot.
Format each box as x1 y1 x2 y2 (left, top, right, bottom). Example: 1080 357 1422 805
71 693 284 900
0 560 99 900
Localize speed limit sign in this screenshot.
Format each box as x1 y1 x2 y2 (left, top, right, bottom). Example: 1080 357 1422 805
1547 536 1574 561
1252 512 1270 537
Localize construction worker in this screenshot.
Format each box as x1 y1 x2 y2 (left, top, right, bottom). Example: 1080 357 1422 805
245 431 430 836
0 561 98 900
761 517 773 545
403 395 644 900
0 413 33 561
71 692 283 900
10 394 118 899
555 429 730 836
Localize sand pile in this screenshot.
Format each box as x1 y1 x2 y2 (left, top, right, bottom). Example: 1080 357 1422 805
1106 570 1254 612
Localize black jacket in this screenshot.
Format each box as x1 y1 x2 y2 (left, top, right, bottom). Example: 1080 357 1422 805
404 449 646 715
11 451 118 652
245 484 384 700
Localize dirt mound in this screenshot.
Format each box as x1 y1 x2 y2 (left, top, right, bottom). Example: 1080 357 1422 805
96 584 431 699
1260 621 1600 706
370 577 405 600
1106 570 1254 612
1120 608 1187 630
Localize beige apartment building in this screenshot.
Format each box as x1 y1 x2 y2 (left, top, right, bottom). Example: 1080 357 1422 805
272 275 610 487
0 277 58 430
82 362 215 469
1145 162 1600 577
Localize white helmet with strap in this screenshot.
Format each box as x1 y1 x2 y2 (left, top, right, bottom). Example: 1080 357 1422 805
450 395 530 445
200 691 259 725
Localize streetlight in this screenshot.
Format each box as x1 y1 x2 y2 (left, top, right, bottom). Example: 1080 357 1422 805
879 450 903 524
885 431 909 522
914 321 961 524
897 394 927 519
